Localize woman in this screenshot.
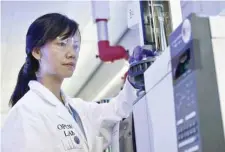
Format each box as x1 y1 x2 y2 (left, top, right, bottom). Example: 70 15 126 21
1 13 136 152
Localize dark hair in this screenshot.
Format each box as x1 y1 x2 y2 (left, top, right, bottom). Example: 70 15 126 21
9 13 79 107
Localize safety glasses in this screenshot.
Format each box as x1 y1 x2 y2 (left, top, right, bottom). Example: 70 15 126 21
54 36 81 55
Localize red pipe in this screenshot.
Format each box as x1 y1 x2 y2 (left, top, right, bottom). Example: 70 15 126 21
95 19 129 62
98 41 129 62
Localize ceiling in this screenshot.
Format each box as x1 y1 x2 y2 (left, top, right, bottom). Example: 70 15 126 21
1 1 132 114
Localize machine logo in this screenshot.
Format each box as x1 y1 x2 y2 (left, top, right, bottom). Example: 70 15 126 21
181 19 191 43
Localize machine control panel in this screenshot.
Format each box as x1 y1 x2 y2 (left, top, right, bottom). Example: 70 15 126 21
169 14 201 152
169 13 225 152
174 77 200 151
171 42 201 152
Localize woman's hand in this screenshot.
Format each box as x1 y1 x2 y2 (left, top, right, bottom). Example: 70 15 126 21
127 45 157 90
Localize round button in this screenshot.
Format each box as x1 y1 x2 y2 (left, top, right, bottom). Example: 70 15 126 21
180 134 184 141
193 128 197 134
178 136 181 141
185 132 190 138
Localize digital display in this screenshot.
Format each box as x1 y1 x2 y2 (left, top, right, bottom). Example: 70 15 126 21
174 49 191 80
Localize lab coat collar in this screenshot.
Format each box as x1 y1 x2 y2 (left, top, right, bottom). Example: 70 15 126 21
28 80 66 107
29 80 76 126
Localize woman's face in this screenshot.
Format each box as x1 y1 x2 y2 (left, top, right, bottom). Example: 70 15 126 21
37 31 81 79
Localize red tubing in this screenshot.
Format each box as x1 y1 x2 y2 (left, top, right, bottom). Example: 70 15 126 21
98 41 129 62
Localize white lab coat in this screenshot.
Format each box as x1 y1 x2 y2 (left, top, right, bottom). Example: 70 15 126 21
1 80 136 152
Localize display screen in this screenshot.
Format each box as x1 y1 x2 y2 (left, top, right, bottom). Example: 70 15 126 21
174 48 191 80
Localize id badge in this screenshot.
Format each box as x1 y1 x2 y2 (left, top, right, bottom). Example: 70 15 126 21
60 136 86 152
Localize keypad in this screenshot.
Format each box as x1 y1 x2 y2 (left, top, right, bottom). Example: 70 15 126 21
178 121 198 142
173 69 201 151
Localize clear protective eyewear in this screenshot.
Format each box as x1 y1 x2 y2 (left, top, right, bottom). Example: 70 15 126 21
55 36 81 55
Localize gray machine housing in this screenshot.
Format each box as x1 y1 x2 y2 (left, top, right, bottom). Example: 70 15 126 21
169 13 225 152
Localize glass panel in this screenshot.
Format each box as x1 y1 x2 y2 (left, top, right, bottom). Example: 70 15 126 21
141 1 172 52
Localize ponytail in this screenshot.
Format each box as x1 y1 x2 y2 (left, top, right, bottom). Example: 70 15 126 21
9 55 39 107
